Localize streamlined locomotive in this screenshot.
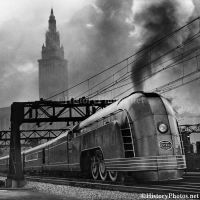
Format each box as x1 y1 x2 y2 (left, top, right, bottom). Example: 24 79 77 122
0 92 186 182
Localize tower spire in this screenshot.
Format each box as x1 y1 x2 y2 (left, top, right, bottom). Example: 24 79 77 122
38 9 68 101
51 8 54 15
43 9 62 55
48 8 56 32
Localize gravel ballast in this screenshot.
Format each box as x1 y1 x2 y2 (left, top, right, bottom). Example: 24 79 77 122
25 181 198 200
25 181 141 200
0 177 198 200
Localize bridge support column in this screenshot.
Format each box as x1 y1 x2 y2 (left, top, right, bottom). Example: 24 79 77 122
6 103 25 188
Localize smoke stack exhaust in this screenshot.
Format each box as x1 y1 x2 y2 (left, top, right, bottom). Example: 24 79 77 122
131 0 195 91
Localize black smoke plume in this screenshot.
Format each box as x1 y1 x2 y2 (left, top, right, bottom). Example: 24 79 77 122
131 0 186 90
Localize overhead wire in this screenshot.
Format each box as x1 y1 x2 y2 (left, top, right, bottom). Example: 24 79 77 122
45 16 200 101
26 16 200 137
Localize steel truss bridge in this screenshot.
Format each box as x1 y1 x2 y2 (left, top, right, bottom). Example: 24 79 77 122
0 98 115 147
4 98 115 186
0 129 68 147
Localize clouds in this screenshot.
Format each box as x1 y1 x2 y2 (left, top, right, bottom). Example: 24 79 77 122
0 62 38 105
61 0 135 82
0 0 89 26
0 18 41 107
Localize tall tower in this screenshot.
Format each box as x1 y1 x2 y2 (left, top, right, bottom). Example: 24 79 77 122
38 9 68 101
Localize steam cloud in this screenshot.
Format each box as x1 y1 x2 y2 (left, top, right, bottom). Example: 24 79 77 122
62 0 135 83
131 0 195 91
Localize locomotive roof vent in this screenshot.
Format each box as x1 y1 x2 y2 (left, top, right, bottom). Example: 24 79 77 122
118 91 160 105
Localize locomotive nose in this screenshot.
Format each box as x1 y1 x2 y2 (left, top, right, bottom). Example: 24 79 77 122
147 96 183 155
148 96 185 181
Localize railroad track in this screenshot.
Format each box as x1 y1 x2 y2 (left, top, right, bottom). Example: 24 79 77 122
26 173 200 195
1 172 199 195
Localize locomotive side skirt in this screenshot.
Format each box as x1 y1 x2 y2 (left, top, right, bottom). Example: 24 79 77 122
104 155 186 171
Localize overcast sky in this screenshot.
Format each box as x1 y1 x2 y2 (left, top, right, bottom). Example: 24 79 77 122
0 0 200 123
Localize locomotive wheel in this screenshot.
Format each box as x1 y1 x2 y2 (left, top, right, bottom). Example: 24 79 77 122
108 171 118 182
91 155 99 180
99 160 107 181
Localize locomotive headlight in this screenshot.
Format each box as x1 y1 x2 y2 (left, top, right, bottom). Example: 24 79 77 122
158 123 168 133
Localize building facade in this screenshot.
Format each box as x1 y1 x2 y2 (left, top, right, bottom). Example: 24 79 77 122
38 9 68 101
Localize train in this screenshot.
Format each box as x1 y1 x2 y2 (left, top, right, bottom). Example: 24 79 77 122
0 92 186 182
